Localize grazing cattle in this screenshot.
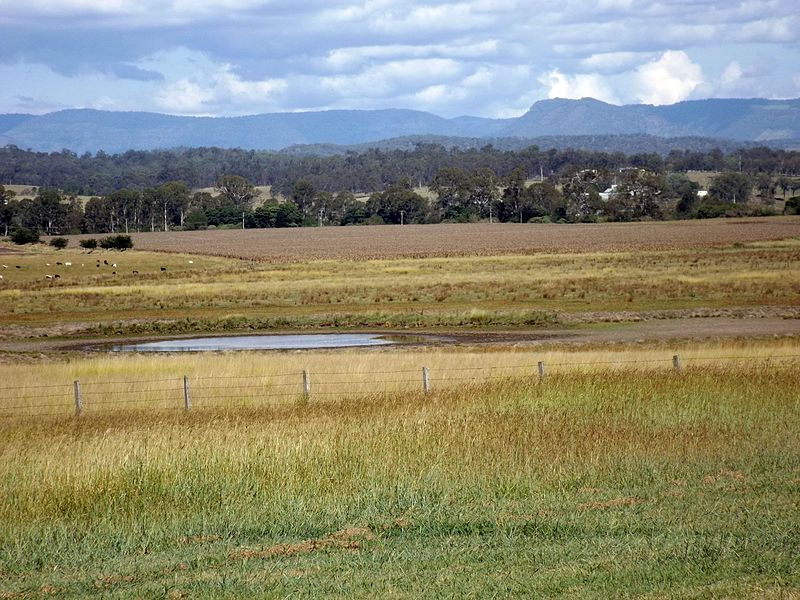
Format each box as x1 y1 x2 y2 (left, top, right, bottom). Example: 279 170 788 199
96 264 100 268
132 270 139 275
112 271 116 275
111 263 117 268
160 267 167 271
188 260 194 264
15 266 21 269
45 275 53 279
1 265 7 269
104 260 108 265
0 274 4 280
56 262 62 266
54 274 60 279
65 262 72 266
46 263 51 267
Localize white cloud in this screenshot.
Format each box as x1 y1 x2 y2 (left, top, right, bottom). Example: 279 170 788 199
721 61 743 87
633 50 704 104
325 40 498 72
1 1 800 117
580 51 652 74
369 3 493 34
319 58 464 98
537 50 706 106
414 84 468 105
538 69 620 104
156 64 286 115
735 15 800 43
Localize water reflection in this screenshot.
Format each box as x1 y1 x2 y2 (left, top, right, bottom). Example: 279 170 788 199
113 334 394 352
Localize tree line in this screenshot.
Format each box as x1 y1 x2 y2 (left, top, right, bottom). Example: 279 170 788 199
2 165 798 237
2 143 800 199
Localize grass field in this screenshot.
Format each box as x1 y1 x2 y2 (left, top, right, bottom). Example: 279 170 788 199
1 219 799 596
0 358 797 597
1 338 798 415
2 233 799 340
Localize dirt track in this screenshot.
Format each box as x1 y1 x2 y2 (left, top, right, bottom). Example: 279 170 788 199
445 316 800 347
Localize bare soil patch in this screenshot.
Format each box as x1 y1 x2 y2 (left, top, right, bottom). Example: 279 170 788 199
65 217 800 262
578 496 643 510
229 527 375 560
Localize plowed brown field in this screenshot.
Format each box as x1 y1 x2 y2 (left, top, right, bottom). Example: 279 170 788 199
81 217 800 261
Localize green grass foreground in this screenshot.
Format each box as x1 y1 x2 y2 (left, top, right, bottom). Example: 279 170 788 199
1 366 798 598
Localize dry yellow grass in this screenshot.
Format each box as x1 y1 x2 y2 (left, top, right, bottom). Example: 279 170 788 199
1 339 797 417
1 239 798 336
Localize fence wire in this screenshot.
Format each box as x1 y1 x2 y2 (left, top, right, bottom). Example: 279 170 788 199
0 353 797 419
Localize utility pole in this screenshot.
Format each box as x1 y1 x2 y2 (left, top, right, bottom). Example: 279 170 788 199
318 208 324 227
400 210 405 225
242 212 245 229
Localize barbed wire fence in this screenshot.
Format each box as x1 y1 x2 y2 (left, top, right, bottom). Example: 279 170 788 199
0 353 798 419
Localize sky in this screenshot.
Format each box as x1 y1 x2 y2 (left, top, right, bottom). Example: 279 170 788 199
0 0 798 118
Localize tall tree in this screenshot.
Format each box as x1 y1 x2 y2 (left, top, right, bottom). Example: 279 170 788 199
366 184 429 224
562 170 603 223
497 167 527 222
216 175 256 210
709 172 753 204
608 169 665 221
431 167 472 221
469 168 500 221
106 189 141 233
291 180 316 218
0 186 16 236
154 181 190 230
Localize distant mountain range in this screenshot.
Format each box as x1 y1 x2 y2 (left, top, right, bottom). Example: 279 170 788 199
1 98 799 155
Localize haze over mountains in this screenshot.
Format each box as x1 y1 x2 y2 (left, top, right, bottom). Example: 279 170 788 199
1 98 798 155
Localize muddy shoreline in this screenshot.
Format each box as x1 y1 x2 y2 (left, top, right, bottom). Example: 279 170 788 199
1 316 798 356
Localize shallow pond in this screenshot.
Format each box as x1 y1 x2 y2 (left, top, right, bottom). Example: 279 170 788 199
113 333 395 352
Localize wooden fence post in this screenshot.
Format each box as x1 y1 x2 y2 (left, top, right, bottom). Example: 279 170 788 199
422 367 430 393
303 370 310 400
183 375 191 411
73 380 82 416
537 361 545 380
672 355 682 371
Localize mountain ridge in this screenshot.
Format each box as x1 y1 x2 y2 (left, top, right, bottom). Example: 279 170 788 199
1 98 799 154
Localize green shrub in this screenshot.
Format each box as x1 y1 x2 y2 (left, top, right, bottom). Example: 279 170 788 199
49 237 68 249
785 197 800 215
696 203 728 219
10 228 40 245
184 208 209 230
99 235 134 250
79 238 98 249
